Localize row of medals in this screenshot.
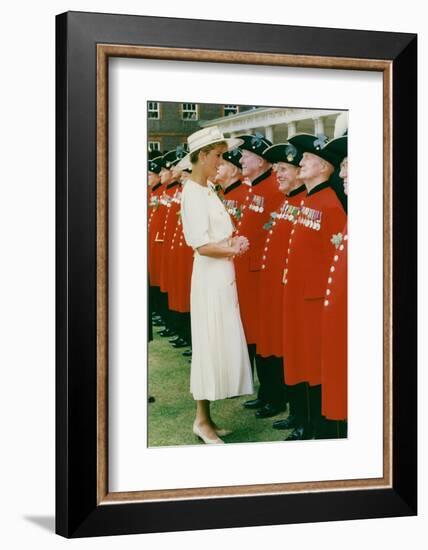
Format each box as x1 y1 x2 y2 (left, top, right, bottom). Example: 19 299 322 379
249 195 264 213
297 206 322 231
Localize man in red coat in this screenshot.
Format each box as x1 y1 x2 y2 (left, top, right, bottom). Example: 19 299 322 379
232 134 284 411
148 155 165 330
282 134 347 439
319 136 348 438
253 142 307 419
151 150 184 338
215 149 248 224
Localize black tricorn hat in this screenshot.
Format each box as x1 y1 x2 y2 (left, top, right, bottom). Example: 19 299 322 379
222 148 242 169
322 136 348 163
161 146 188 169
263 143 303 167
288 133 342 167
148 156 163 174
236 133 273 160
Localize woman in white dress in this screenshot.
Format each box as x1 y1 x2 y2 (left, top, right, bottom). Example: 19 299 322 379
178 127 253 444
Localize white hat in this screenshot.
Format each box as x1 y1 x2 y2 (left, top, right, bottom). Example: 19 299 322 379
176 126 243 170
334 112 348 138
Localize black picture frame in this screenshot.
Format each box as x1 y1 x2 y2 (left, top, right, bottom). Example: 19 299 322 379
56 10 417 538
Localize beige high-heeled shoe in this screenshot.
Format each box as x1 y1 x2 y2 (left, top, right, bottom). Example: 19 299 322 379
193 424 225 444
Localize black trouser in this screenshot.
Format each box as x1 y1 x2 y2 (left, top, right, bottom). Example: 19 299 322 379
169 311 192 345
288 382 309 425
255 354 288 408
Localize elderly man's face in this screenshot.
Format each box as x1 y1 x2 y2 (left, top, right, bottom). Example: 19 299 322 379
171 165 182 181
339 157 348 195
275 162 299 193
298 152 325 180
160 167 173 185
239 149 263 179
148 171 160 187
215 160 236 184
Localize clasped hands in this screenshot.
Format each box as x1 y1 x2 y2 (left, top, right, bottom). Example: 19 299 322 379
230 235 250 256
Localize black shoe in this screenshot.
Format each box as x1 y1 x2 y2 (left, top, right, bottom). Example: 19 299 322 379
169 336 182 344
148 396 156 403
255 403 285 419
158 329 175 337
272 415 298 430
284 425 314 441
152 319 165 327
243 398 264 410
172 339 188 348
182 349 192 357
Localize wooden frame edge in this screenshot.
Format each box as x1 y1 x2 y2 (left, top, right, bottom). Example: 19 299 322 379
96 44 393 505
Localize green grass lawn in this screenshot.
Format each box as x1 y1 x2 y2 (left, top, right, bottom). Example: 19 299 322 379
148 330 290 446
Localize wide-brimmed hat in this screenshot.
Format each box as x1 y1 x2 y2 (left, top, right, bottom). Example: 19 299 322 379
263 143 303 167
176 126 243 170
322 136 348 163
222 148 242 169
148 156 163 174
288 133 342 167
237 133 273 160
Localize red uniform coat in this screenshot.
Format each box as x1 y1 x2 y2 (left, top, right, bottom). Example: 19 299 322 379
234 169 284 344
149 183 177 287
321 223 348 420
159 183 181 293
282 182 346 386
148 182 164 284
221 179 249 223
256 186 306 358
167 216 193 313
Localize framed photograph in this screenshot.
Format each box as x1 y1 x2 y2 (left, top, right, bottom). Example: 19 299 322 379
56 11 417 538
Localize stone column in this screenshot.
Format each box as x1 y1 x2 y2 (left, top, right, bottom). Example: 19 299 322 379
265 125 274 142
287 121 297 139
313 117 325 136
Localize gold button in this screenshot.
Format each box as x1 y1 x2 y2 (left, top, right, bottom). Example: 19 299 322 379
324 300 329 306
334 255 339 262
287 248 290 254
300 200 304 205
266 238 270 243
269 230 273 234
344 235 348 241
330 266 335 273
262 255 266 260
262 265 265 269
283 279 288 285
326 289 331 296
264 247 268 251
328 277 332 284
285 259 288 264
246 196 249 201
339 244 344 250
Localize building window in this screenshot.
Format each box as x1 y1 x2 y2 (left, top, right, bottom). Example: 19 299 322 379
224 105 239 116
148 102 160 119
181 103 198 121
148 141 161 152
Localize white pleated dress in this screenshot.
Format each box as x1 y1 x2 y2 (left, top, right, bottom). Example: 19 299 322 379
180 179 253 401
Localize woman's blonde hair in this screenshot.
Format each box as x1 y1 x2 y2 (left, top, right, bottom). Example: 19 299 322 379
190 141 227 165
